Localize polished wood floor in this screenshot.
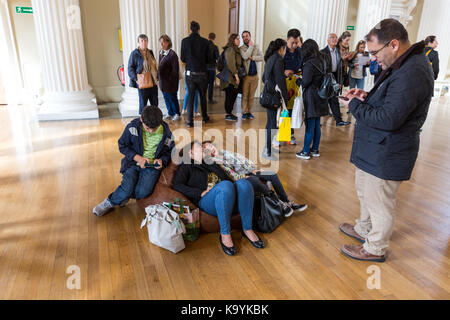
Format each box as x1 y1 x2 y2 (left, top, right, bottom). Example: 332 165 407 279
0 96 449 300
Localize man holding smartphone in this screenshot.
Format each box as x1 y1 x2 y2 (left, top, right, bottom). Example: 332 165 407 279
338 19 434 262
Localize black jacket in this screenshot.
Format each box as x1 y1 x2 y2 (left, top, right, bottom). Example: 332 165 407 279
262 53 289 103
296 57 329 119
321 45 344 86
348 41 434 181
208 40 220 69
173 163 231 205
127 48 156 88
180 32 213 73
158 49 180 93
118 118 175 173
425 46 439 80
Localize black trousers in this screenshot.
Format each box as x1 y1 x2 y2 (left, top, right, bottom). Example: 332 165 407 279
138 86 158 115
186 74 208 124
328 72 342 122
265 108 278 154
207 68 216 102
247 174 289 202
224 85 239 114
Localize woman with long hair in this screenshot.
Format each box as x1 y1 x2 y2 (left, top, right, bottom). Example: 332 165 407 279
348 40 370 90
338 31 354 87
295 39 329 160
261 38 288 160
218 33 243 121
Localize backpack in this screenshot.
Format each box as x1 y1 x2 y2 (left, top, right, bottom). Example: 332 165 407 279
217 50 226 72
312 61 340 100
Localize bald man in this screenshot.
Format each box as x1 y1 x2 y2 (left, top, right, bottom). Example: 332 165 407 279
320 33 350 127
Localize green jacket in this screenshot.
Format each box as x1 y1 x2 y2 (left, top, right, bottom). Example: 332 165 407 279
220 46 243 90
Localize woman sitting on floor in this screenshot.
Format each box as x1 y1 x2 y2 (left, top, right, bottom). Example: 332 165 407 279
173 141 265 256
201 141 308 218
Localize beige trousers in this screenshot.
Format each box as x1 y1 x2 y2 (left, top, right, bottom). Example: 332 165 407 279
354 168 402 256
241 75 259 114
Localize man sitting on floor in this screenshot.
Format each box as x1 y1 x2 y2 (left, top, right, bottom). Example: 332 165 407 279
93 106 175 216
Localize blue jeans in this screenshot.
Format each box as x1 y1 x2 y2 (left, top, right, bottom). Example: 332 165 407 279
302 117 321 154
207 68 216 101
349 77 365 90
138 86 158 115
198 180 254 235
108 166 161 206
162 92 180 116
183 82 199 113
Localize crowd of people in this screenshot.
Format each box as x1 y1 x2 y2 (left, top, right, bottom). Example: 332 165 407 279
93 18 436 262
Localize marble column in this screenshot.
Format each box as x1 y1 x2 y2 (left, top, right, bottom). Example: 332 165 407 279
239 0 266 97
31 0 98 121
416 0 450 82
119 0 160 117
306 0 349 49
164 0 188 100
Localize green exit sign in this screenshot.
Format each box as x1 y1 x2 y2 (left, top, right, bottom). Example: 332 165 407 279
16 6 33 14
347 26 355 31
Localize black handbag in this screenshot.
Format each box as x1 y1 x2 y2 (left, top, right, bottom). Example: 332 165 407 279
238 66 247 79
253 191 285 233
259 86 281 110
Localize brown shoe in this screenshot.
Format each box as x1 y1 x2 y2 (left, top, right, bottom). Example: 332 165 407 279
339 223 365 243
341 244 386 262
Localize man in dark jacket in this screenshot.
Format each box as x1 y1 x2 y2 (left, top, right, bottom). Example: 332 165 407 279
321 33 350 126
93 106 175 217
207 33 220 104
424 35 439 80
181 21 213 127
339 19 434 262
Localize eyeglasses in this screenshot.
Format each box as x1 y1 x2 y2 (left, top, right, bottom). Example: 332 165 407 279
369 41 391 56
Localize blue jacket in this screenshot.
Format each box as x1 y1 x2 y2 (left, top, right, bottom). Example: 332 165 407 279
369 60 382 83
348 42 434 181
127 48 156 88
118 118 175 173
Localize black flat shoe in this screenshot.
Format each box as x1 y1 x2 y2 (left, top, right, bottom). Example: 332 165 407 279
242 231 265 249
219 236 236 256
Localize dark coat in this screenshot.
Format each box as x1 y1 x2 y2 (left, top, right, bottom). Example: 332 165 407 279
208 40 219 69
118 118 175 173
321 45 344 87
158 49 180 93
127 48 156 88
180 32 213 73
262 53 289 103
348 41 434 181
296 57 329 119
348 52 370 78
173 163 231 206
425 46 439 80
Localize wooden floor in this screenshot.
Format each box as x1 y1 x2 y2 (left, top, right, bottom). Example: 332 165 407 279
0 96 449 300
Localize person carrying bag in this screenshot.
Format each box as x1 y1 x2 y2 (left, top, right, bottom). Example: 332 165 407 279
261 38 289 161
140 204 186 253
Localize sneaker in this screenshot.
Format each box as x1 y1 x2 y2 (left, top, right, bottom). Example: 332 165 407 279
242 113 248 120
163 115 172 121
194 112 201 118
172 114 181 121
311 150 320 157
336 121 350 127
225 114 238 121
296 152 311 160
289 202 308 212
247 113 255 120
93 198 115 217
262 148 278 161
281 201 294 218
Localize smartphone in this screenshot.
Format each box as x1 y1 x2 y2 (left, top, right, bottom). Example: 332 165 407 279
338 96 349 101
144 162 160 168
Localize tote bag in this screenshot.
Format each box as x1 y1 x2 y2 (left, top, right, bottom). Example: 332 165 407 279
140 204 186 253
291 86 304 129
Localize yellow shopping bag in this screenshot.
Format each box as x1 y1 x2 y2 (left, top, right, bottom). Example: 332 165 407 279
277 110 291 142
286 76 300 110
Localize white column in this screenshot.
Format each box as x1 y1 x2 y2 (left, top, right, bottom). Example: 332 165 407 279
355 0 392 91
31 0 98 121
239 0 266 97
390 0 417 25
119 0 160 117
164 0 187 100
417 0 450 82
306 0 349 49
